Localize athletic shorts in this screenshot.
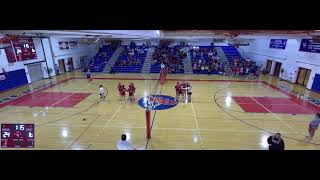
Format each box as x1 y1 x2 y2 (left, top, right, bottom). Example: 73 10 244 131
100 93 105 96
188 92 192 95
86 75 91 79
309 124 318 130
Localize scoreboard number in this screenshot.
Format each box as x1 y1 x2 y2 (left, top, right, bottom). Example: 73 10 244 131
29 132 33 138
2 132 10 138
16 125 24 131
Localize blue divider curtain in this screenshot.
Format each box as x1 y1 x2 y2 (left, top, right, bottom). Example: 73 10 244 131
0 69 28 92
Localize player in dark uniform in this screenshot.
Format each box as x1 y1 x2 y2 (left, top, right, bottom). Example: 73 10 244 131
86 69 91 84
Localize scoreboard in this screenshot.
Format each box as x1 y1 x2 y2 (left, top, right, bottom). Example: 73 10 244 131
1 124 34 148
12 38 37 61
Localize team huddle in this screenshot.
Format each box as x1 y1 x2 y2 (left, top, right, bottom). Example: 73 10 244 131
98 82 136 103
118 82 136 102
175 81 192 103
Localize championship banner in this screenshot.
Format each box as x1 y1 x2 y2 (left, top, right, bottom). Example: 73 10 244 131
299 39 320 53
269 39 287 49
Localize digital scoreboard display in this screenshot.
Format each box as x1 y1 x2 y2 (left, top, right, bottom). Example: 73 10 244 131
1 124 34 148
12 38 37 61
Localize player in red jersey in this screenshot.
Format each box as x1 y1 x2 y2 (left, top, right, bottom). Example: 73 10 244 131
119 83 126 101
127 82 136 103
175 82 180 99
177 82 183 100
118 82 123 98
181 81 187 99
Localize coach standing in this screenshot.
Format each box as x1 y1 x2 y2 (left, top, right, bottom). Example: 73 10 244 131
267 133 285 151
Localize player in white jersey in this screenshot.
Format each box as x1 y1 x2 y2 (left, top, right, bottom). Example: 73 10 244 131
99 85 106 101
186 83 192 103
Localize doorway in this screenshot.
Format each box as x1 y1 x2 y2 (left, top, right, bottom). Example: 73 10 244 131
67 58 74 72
296 67 311 86
58 59 66 73
265 60 272 73
273 62 282 77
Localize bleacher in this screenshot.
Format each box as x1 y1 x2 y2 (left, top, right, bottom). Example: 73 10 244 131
150 46 185 74
220 46 245 64
112 46 148 73
190 46 220 74
88 45 116 72
149 61 162 73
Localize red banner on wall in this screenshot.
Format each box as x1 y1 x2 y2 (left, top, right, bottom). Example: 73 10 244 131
4 46 16 63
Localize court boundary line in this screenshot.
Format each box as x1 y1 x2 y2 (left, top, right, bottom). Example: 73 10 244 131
64 114 101 150
190 102 205 149
85 104 123 149
249 96 299 134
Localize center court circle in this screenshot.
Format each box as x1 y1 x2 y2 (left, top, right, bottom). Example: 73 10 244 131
137 95 178 110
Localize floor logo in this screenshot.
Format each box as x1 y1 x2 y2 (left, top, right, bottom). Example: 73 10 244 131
138 95 178 110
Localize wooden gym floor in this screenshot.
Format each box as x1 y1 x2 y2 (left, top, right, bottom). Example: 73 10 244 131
0 70 320 150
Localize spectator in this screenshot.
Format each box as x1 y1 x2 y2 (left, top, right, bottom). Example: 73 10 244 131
117 134 136 150
160 63 165 69
110 66 115 74
55 64 60 75
240 66 244 76
201 65 205 71
267 133 285 150
193 63 197 71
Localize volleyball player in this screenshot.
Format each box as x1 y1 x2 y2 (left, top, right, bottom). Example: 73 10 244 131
181 82 187 100
186 82 192 103
99 85 106 101
175 82 180 99
127 82 136 102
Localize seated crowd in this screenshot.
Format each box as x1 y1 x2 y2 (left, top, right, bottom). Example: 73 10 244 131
231 58 260 78
190 47 225 75
152 40 187 73
114 42 148 67
88 45 117 72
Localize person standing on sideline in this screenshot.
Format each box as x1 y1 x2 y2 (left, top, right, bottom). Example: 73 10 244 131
54 64 60 75
267 133 285 150
117 134 136 150
306 113 320 140
86 69 91 84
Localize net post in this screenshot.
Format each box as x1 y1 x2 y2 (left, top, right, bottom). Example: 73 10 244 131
145 109 151 139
